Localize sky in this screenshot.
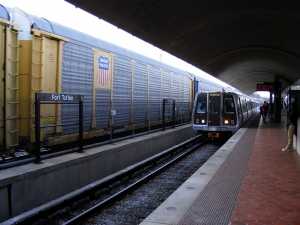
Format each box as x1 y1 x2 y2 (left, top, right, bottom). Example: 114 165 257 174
0 0 269 97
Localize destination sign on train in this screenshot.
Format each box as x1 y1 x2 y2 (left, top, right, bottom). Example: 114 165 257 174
257 83 274 91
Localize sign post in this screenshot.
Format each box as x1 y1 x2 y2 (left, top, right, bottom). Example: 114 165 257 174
34 93 84 164
162 99 175 131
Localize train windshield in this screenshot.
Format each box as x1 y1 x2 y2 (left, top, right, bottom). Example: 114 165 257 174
224 97 235 114
195 97 207 114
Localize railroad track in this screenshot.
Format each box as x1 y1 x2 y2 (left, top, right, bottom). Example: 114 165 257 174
6 135 224 225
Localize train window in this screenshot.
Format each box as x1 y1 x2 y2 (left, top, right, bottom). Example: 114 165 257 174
237 98 242 115
224 97 235 114
244 101 248 111
242 100 247 113
237 104 241 115
196 97 207 113
245 101 249 111
211 99 219 114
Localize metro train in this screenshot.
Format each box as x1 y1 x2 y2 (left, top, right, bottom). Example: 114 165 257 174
192 91 262 140
0 5 230 157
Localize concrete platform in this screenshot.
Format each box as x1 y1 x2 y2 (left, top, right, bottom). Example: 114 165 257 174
140 117 252 225
140 109 300 225
0 124 195 222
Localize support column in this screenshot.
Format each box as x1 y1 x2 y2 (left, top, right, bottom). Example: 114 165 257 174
269 91 273 104
274 76 281 123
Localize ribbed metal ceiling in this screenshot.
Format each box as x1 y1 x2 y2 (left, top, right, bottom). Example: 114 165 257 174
65 0 300 95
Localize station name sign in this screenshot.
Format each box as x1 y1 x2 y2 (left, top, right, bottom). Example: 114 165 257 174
36 93 84 102
257 83 274 91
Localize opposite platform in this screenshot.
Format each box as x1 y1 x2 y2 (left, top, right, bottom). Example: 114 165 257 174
140 110 300 225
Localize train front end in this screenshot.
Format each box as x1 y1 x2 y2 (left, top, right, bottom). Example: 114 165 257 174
192 92 238 140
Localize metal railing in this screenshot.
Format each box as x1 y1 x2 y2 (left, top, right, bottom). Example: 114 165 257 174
34 93 84 163
0 97 192 159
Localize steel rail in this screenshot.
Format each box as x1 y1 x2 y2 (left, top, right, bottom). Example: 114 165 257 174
3 135 203 225
63 136 204 225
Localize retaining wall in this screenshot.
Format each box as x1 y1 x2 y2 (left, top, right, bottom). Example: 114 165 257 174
0 125 195 222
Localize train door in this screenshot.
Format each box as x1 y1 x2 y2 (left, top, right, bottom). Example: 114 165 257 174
193 93 208 125
1 23 19 154
29 36 60 142
223 94 237 126
208 92 221 126
238 97 244 124
25 30 68 143
245 99 249 119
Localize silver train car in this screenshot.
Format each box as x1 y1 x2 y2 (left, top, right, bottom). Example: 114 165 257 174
0 6 225 156
192 91 262 140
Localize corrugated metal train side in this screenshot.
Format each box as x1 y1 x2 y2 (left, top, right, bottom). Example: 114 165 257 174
0 5 226 156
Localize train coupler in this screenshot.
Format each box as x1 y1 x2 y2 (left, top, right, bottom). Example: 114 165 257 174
207 132 220 140
205 131 231 140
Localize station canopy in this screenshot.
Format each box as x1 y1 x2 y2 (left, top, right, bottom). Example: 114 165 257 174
66 0 300 95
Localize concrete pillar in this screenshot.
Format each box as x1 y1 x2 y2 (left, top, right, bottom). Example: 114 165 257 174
274 76 281 123
274 91 281 123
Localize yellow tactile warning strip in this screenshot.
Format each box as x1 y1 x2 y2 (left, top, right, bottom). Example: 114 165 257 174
178 114 261 225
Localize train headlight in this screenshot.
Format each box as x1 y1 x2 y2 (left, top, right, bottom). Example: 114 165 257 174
224 120 229 124
196 119 199 123
201 119 205 124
